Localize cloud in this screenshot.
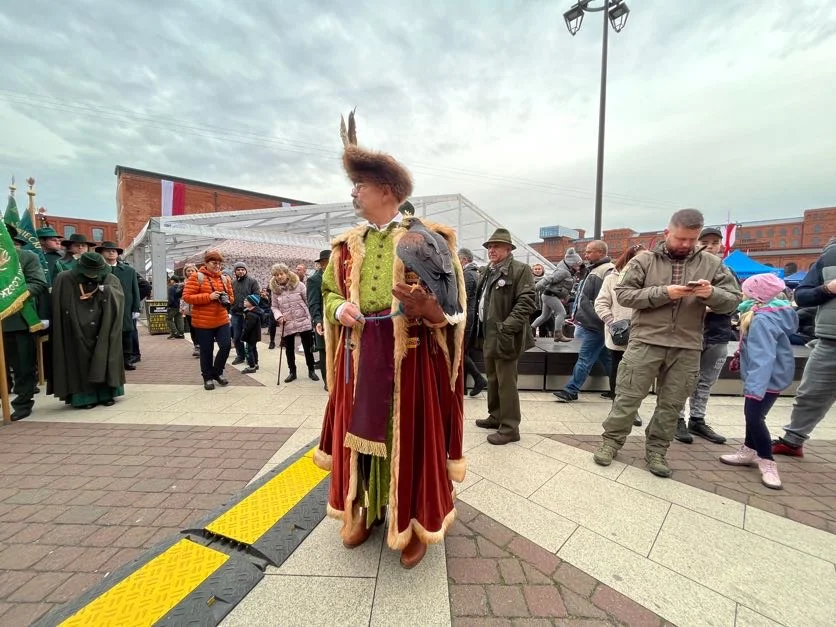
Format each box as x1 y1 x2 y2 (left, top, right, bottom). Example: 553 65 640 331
0 0 834 245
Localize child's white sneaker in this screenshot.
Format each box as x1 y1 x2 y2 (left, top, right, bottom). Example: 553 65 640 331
719 444 759 466
758 459 783 490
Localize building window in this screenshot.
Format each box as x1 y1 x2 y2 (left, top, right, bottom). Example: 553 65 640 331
63 225 76 238
792 239 799 247
813 237 821 247
756 230 762 238
779 228 787 236
767 229 774 237
92 228 104 242
793 227 800 235
814 224 823 233
778 239 786 248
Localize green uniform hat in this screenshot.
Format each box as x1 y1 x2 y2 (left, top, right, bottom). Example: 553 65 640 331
62 232 96 248
4 223 28 245
95 241 124 255
73 252 111 280
37 226 61 238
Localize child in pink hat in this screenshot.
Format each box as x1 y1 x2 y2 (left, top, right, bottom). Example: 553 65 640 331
720 273 798 489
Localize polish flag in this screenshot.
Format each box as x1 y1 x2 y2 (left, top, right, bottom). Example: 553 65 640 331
723 223 737 258
161 180 186 216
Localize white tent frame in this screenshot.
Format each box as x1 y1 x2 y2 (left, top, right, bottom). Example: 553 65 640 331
124 194 554 300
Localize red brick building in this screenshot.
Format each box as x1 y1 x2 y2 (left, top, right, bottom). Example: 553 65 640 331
530 207 836 274
36 213 117 244
114 166 311 249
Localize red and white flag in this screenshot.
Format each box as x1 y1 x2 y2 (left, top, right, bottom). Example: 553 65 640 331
161 180 186 217
723 223 737 258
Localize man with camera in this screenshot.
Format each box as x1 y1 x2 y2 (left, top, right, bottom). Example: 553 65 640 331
182 250 236 390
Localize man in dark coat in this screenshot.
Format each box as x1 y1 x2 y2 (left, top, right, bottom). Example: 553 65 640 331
472 228 536 445
459 247 487 397
51 252 125 408
2 224 48 421
96 242 141 371
306 249 329 389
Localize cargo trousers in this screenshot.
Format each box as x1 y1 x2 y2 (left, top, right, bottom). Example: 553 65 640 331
602 341 700 455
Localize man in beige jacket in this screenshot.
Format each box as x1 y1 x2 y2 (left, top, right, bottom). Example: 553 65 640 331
593 209 742 478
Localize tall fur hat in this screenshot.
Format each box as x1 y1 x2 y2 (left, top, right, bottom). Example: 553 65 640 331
340 109 413 203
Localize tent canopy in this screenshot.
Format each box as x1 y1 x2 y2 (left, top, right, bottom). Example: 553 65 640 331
123 194 556 300
784 270 807 286
723 250 784 279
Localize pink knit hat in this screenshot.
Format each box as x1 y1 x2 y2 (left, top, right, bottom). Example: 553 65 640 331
742 273 786 303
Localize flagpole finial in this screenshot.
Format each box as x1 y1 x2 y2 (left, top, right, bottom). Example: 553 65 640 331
25 178 36 223
8 176 15 197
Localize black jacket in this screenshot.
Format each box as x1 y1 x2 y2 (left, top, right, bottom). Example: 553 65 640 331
167 283 182 309
462 262 480 340
232 274 261 313
574 257 615 332
242 309 262 344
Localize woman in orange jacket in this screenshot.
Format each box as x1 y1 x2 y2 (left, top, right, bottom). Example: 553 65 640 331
182 250 236 390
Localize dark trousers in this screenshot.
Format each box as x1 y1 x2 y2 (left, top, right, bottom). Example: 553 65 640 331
230 313 245 359
184 315 198 346
246 341 259 367
194 324 232 382
268 317 277 344
485 354 521 436
122 331 133 365
609 348 623 396
284 331 315 374
131 322 140 359
464 348 486 388
3 331 36 415
744 393 780 460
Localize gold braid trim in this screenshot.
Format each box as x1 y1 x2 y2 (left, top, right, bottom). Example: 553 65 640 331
343 432 388 458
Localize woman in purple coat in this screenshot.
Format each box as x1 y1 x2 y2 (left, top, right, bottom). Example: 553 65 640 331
269 263 319 383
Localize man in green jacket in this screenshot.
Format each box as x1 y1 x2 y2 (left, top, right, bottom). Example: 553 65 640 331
472 228 536 445
96 242 141 371
2 224 48 421
37 226 64 283
54 232 95 273
593 209 742 478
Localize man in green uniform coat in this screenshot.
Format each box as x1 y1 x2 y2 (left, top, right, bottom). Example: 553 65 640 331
2 224 48 421
51 253 125 409
37 226 64 282
54 232 95 274
96 241 141 371
306 249 330 389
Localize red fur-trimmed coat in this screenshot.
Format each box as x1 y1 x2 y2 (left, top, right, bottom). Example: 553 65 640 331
313 219 467 550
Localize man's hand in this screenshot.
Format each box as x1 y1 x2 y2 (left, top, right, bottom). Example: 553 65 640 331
209 291 221 301
315 322 324 336
691 280 713 299
667 285 693 300
132 312 140 320
276 315 285 325
826 278 836 294
338 302 364 328
393 283 445 324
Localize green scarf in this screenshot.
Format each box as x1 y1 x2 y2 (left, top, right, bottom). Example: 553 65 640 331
738 297 790 314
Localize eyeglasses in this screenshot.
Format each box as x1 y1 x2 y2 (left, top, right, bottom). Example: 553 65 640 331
351 183 370 193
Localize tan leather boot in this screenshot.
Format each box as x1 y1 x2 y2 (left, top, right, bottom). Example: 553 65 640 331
400 533 427 569
342 507 372 549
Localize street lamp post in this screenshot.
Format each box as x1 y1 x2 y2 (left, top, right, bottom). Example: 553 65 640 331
564 0 630 240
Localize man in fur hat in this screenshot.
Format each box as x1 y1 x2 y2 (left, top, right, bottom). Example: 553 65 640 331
313 111 466 569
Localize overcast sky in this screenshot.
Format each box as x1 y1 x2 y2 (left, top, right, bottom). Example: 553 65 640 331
2 0 835 242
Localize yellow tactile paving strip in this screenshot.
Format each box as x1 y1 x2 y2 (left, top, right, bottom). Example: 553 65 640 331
205 447 330 545
59 539 228 627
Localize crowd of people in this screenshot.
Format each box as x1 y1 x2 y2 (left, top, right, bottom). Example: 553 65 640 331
3 113 834 572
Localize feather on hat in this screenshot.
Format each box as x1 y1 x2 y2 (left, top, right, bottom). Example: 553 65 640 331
340 109 413 203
